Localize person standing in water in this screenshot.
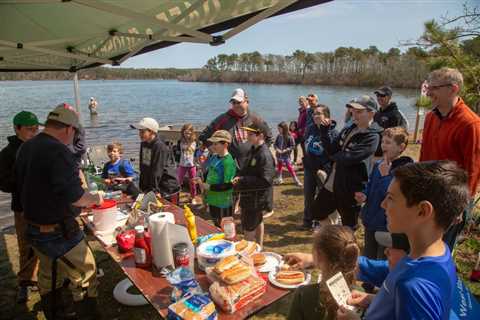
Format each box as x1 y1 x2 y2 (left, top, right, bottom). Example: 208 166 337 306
88 97 98 115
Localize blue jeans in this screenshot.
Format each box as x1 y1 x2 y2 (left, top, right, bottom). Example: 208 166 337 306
26 224 84 260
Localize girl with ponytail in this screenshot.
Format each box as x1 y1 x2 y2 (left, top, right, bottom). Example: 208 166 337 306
288 225 360 320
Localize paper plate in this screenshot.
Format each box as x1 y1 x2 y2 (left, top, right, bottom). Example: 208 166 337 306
256 252 283 273
268 270 311 289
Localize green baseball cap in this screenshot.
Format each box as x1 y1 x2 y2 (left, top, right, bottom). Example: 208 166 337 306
13 111 43 126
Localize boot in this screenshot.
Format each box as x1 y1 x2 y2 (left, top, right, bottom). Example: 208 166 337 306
40 290 77 320
75 297 101 320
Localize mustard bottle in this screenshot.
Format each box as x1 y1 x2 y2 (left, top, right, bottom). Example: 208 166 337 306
183 205 198 243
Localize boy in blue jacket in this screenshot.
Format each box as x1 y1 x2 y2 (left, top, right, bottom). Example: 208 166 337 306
354 127 413 260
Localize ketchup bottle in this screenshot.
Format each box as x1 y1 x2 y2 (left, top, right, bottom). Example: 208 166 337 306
134 225 151 268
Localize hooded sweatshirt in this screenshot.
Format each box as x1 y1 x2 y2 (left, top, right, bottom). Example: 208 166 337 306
361 156 414 231
0 135 23 211
198 109 272 169
321 122 383 208
139 135 179 195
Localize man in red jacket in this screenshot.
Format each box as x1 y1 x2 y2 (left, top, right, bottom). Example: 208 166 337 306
420 67 480 250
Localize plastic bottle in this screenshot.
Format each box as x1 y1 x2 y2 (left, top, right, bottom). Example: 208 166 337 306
133 225 151 268
183 205 197 244
221 217 236 240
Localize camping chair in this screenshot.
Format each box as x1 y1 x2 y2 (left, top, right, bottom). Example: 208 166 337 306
86 145 109 175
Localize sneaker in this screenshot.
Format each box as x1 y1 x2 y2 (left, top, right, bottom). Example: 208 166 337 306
263 210 275 218
294 178 303 187
273 178 283 185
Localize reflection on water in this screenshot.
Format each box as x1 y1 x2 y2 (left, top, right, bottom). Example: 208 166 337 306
0 80 423 160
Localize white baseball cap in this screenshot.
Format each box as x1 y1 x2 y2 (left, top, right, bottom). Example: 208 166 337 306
230 88 246 103
130 117 159 133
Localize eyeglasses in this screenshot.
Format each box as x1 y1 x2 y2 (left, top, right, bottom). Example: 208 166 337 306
427 83 452 91
231 101 242 105
375 93 387 98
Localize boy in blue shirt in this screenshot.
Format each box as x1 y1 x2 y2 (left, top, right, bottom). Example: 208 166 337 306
102 142 139 197
338 161 471 320
357 231 480 320
355 127 413 261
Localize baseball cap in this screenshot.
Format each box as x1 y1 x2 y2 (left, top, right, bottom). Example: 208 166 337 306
46 103 79 128
208 130 232 143
375 231 410 252
13 111 42 126
130 117 159 133
346 95 378 112
230 88 246 103
374 86 393 97
242 121 270 136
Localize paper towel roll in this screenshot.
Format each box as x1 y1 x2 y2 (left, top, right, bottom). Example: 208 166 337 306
149 212 175 269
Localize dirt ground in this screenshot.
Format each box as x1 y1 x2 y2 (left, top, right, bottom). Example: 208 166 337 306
1 144 479 319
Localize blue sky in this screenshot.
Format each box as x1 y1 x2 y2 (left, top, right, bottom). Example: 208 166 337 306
121 0 468 69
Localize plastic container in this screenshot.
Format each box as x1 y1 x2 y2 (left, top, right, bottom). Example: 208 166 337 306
221 217 236 240
134 225 151 268
92 199 118 232
196 240 235 271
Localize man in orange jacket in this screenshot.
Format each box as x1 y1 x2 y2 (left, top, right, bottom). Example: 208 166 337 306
420 67 480 250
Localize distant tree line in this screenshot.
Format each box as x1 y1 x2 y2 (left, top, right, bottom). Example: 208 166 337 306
0 67 195 81
181 46 429 88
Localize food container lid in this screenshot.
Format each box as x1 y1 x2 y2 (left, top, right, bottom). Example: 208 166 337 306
197 240 234 259
92 199 117 210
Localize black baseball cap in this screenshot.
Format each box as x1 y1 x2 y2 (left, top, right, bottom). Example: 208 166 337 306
242 121 270 136
375 232 410 252
374 86 393 97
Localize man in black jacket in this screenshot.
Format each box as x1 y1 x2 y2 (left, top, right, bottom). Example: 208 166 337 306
373 87 407 157
198 88 272 170
315 96 383 229
373 86 408 130
131 117 180 199
232 122 275 247
0 111 41 303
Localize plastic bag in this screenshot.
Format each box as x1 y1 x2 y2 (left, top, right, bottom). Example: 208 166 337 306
166 267 203 302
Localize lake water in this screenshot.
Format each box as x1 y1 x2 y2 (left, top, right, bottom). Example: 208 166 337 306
0 79 422 160
0 79 423 226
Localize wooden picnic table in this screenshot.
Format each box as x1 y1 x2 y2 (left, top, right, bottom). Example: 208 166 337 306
82 198 291 319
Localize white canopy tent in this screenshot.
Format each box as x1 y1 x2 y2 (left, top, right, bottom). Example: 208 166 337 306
0 0 331 72
0 0 331 111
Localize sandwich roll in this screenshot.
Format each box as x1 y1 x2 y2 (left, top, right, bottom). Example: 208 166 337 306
252 253 266 266
221 264 252 284
275 271 305 285
214 255 239 274
235 240 248 251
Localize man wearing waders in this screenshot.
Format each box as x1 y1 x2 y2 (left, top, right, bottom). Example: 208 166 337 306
15 103 103 319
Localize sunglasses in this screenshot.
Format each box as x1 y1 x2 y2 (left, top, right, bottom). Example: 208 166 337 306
231 100 242 105
375 93 387 98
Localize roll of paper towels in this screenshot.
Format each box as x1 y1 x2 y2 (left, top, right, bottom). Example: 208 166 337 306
149 212 176 269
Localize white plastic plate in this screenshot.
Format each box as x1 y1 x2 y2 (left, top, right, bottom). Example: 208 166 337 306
268 270 311 289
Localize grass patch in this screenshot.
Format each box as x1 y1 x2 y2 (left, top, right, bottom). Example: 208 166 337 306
1 144 479 319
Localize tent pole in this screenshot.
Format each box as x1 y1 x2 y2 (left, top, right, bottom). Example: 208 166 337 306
73 72 81 117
